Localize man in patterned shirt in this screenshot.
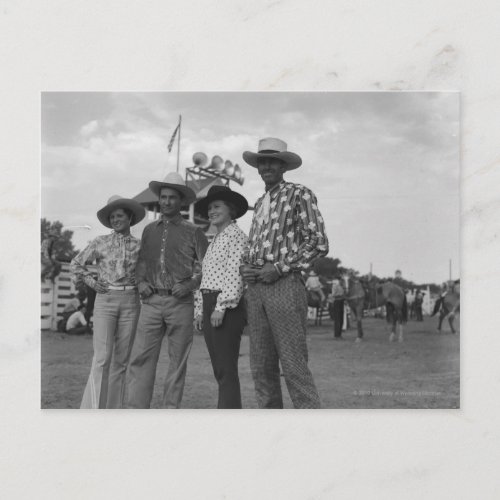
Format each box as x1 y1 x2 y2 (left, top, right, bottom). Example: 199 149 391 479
126 172 209 409
241 137 329 409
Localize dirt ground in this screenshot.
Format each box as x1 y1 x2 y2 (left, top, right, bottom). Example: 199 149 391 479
41 315 459 409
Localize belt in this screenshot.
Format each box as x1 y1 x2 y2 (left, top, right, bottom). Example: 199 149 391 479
151 287 173 296
108 285 137 291
200 289 220 295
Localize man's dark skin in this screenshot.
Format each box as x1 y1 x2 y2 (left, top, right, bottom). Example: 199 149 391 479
240 157 286 285
138 187 194 300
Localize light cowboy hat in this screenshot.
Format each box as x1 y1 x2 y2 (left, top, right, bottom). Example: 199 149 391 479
242 137 302 170
149 172 196 205
196 185 249 219
97 195 146 229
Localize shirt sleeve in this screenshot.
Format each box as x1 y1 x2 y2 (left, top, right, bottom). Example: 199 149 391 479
215 229 247 313
278 186 329 273
189 228 209 291
71 239 99 289
241 198 260 264
194 289 203 318
135 225 150 286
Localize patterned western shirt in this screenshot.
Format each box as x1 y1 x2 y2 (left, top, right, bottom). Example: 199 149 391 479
71 232 141 288
194 222 248 317
136 214 209 292
242 181 329 274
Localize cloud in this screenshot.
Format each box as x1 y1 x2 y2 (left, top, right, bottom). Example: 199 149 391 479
41 92 459 283
79 119 99 137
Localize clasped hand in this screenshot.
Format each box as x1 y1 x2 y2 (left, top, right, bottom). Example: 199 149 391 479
240 263 280 284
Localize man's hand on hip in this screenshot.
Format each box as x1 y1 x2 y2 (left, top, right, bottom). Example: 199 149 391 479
172 282 192 298
138 282 153 299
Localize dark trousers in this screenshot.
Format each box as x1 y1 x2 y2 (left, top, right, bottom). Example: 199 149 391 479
415 305 423 321
202 292 245 409
332 299 344 337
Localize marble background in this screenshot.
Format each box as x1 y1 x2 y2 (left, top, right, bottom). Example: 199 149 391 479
1 1 499 498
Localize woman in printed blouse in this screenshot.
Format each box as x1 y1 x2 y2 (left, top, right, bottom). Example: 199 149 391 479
71 195 145 409
194 186 249 409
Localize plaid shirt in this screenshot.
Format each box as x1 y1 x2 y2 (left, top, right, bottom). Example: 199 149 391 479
242 181 329 274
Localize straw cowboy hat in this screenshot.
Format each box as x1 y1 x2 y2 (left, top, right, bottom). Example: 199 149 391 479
97 195 146 229
196 185 249 219
242 137 302 171
149 172 196 205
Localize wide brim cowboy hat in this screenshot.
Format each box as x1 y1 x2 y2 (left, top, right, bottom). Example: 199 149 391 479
242 137 302 171
97 195 146 229
196 185 249 219
149 172 196 205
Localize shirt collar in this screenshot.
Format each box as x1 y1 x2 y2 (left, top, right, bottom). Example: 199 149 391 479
217 221 236 236
112 231 132 241
265 180 286 197
156 214 183 226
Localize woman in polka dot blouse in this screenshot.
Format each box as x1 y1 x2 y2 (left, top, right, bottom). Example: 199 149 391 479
194 186 249 409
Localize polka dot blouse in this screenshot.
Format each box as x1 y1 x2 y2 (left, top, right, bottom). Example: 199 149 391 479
194 222 248 316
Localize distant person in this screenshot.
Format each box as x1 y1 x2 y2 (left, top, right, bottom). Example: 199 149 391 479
305 270 326 306
240 137 328 409
126 173 209 409
431 281 449 316
71 195 145 409
414 290 424 321
66 305 91 335
194 186 249 409
393 269 404 288
328 277 346 339
41 228 62 282
62 293 81 320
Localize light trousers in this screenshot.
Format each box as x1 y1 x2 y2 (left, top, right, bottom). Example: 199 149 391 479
126 294 194 409
80 289 140 409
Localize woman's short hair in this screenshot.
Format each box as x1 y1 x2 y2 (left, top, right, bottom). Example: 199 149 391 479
109 207 135 225
221 200 238 220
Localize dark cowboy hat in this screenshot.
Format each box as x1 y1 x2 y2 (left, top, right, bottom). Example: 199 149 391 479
97 195 146 229
149 172 196 205
196 185 249 219
242 137 302 171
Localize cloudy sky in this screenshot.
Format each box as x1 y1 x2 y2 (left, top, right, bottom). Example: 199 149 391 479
41 92 459 284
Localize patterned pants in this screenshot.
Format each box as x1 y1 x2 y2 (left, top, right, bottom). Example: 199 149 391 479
246 273 321 409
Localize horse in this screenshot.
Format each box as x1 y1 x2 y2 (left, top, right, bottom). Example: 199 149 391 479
367 281 408 342
343 277 367 342
434 282 460 334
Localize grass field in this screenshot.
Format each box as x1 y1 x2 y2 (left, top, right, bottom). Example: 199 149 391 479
41 315 459 409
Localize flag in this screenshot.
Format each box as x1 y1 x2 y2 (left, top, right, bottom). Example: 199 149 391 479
167 120 180 152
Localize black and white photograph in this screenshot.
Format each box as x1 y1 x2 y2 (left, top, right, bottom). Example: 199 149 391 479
41 91 460 409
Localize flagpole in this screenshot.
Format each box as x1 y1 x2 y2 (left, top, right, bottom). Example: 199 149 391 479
176 115 182 173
